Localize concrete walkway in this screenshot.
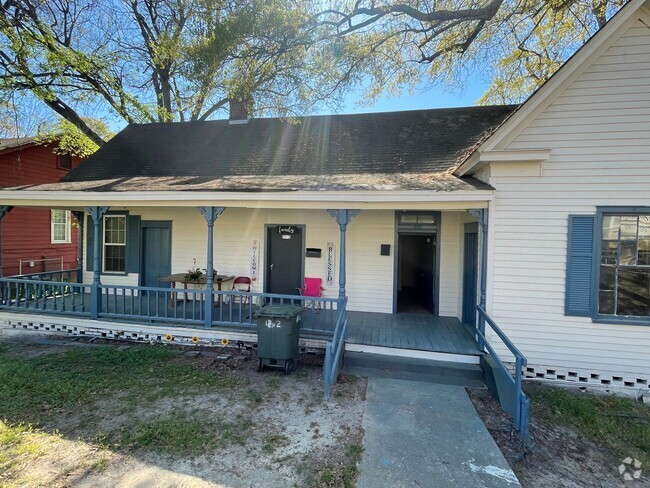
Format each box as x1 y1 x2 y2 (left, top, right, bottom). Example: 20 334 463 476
357 378 521 488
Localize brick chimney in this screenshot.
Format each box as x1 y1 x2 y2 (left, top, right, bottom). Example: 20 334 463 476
229 97 251 124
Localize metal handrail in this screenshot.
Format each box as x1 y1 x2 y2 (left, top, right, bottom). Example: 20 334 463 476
323 296 348 399
477 305 530 440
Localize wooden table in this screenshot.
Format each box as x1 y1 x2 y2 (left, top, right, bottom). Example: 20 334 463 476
160 273 235 306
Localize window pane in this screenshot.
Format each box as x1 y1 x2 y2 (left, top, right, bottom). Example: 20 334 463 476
599 265 615 291
619 216 638 241
616 268 650 317
601 241 618 265
619 241 637 266
104 217 126 244
104 245 126 272
599 291 615 315
602 216 620 240
400 215 417 224
638 239 650 266
639 216 650 238
52 210 66 224
417 215 435 224
53 226 66 241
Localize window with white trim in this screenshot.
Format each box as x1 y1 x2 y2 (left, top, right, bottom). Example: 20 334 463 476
599 213 650 318
51 210 71 244
103 215 126 272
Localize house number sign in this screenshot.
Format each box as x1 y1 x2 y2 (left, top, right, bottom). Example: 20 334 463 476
250 238 260 281
326 241 335 287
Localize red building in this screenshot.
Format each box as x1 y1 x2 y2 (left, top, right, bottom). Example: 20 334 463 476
0 138 83 277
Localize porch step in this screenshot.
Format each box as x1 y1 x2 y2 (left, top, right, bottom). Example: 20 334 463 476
342 351 485 388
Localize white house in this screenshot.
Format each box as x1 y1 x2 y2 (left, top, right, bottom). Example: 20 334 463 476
1 0 649 435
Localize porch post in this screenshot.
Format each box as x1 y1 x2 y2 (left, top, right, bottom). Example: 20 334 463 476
72 211 84 283
470 208 489 351
0 206 13 279
327 209 360 300
198 207 225 327
87 206 109 318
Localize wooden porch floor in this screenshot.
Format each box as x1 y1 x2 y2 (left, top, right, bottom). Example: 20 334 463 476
346 312 480 355
0 293 480 356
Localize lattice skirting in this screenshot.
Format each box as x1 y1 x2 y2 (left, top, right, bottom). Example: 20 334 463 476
0 314 326 352
521 363 649 397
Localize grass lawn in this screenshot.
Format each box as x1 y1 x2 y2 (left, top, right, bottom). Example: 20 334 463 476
528 382 649 467
0 339 365 488
471 382 650 487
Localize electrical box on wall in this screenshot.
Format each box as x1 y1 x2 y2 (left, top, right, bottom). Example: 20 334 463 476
306 248 322 258
380 244 391 256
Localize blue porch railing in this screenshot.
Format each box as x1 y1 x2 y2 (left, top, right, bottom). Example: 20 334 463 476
0 277 340 335
323 296 348 400
99 284 207 324
477 305 530 441
13 268 80 283
0 276 349 398
0 277 91 316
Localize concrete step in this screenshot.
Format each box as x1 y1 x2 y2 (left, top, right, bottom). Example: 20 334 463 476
342 351 485 388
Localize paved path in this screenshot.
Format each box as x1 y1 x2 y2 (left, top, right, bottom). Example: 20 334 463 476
357 378 521 488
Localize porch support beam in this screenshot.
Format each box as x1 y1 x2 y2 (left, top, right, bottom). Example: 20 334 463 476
71 211 84 283
198 207 225 327
0 206 13 278
470 208 489 350
86 206 109 318
327 209 360 300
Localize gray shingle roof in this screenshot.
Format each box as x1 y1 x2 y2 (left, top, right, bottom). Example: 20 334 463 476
0 137 37 153
60 105 516 191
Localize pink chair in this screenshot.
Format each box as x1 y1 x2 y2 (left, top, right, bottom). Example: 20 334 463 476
231 276 252 304
298 277 325 308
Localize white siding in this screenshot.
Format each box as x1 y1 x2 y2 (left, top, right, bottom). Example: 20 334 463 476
82 208 468 317
486 19 650 379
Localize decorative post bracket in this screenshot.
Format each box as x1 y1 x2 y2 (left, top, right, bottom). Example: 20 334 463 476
198 207 225 327
327 209 360 299
0 206 13 220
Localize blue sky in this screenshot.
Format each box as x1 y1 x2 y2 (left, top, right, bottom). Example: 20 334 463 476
328 77 491 115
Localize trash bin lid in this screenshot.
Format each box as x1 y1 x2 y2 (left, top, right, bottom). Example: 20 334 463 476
254 304 304 318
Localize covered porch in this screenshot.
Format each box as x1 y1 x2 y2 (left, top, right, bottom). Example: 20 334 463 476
0 200 489 358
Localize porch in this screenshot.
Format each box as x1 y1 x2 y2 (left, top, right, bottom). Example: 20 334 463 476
0 278 479 356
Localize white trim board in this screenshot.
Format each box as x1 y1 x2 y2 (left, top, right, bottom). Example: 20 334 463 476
345 343 481 364
0 189 492 210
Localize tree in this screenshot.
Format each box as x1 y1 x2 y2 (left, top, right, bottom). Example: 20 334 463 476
314 0 626 104
0 0 356 145
0 0 629 144
36 117 113 157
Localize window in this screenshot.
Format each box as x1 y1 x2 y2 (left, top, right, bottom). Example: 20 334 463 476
51 210 71 243
57 154 72 170
103 215 126 273
598 213 650 318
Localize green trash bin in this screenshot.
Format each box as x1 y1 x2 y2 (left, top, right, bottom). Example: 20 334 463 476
254 304 303 373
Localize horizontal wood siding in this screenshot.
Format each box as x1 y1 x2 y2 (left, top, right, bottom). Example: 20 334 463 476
81 208 467 315
0 145 82 276
486 18 650 378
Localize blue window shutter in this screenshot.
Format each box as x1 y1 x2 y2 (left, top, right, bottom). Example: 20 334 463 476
85 215 97 272
126 215 141 274
565 215 595 316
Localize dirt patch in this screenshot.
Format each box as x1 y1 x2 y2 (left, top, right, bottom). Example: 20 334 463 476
0 338 366 488
469 387 650 488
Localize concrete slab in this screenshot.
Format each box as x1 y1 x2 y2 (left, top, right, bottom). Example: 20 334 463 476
357 378 520 488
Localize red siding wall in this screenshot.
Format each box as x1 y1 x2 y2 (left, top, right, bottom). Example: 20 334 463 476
0 144 83 276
